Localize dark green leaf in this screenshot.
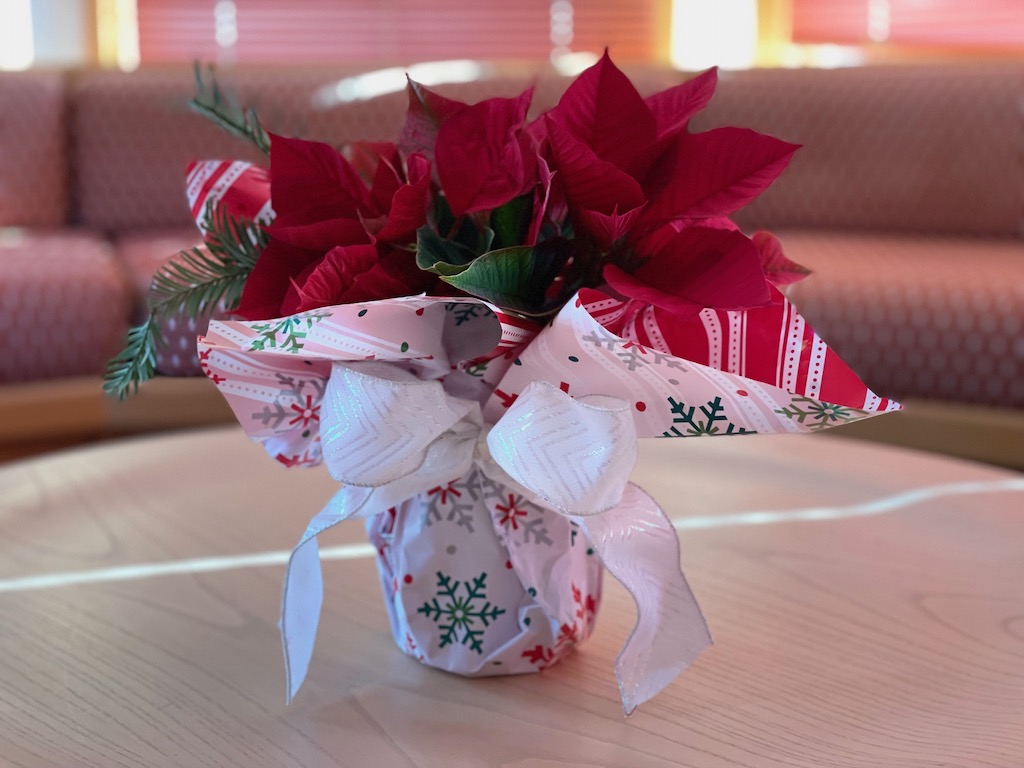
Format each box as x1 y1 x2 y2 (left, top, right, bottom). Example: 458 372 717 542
489 193 533 250
430 193 456 235
439 240 573 316
415 226 478 273
451 214 493 255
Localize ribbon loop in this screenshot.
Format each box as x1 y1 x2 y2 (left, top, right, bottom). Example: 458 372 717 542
320 361 475 486
487 381 637 516
281 365 711 714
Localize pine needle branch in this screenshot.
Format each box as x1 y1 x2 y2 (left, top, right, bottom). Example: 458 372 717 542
191 63 271 155
102 316 160 399
103 206 268 399
148 206 267 316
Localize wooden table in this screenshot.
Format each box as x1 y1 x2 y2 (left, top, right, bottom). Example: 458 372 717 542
1 427 1022 767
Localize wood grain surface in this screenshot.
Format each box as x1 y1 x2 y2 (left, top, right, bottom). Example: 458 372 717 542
1 427 1022 767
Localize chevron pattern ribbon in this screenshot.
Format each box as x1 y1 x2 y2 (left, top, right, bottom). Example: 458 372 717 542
280 360 712 714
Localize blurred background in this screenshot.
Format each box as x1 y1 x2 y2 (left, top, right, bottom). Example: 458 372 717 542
3 0 1022 74
0 1 1021 469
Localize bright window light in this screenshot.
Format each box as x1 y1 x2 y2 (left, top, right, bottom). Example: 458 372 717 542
96 0 139 71
868 0 891 43
0 0 34 71
214 0 239 48
314 60 488 107
670 0 758 71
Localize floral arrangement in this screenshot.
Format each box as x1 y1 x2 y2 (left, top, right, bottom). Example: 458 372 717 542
107 53 898 714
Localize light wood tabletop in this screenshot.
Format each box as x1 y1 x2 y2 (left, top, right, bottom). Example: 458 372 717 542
1 427 1022 767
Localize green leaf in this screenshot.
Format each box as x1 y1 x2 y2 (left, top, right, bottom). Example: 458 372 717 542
439 240 573 316
415 226 478 273
451 214 493 255
430 193 456 235
489 193 533 250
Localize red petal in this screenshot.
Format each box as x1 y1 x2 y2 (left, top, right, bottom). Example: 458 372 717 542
269 218 369 251
375 153 431 244
604 226 771 316
576 204 645 249
341 247 439 303
236 240 318 320
603 263 702 318
644 67 718 139
269 133 370 226
526 154 557 245
643 128 800 223
346 141 400 186
397 79 469 165
546 117 645 216
366 144 404 214
546 50 657 176
292 244 379 313
436 89 534 215
753 230 812 287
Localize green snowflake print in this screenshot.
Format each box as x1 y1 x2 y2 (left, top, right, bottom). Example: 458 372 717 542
417 571 506 654
663 396 754 437
249 313 327 353
775 397 868 431
462 360 489 378
447 303 493 327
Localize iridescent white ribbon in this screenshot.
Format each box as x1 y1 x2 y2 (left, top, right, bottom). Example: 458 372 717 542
281 360 712 714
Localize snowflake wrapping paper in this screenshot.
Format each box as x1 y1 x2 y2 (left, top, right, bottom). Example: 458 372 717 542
198 287 898 714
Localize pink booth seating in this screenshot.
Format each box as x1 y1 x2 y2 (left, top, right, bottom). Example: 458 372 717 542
0 62 1021 465
694 64 1024 412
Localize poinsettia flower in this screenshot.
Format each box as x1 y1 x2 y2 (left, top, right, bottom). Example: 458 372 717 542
602 225 772 318
292 244 436 313
752 230 812 288
236 133 433 320
397 79 472 165
543 116 645 237
435 88 537 216
638 127 800 225
533 52 798 270
541 51 659 179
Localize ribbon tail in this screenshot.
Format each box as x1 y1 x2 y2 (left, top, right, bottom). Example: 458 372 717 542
579 482 712 716
281 484 374 703
281 422 478 703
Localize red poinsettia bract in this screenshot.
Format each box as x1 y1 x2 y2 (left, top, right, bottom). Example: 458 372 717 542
228 51 805 324
236 135 435 320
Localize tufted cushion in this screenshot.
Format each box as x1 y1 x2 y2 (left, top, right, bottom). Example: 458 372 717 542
71 66 468 232
0 230 132 382
70 65 685 233
781 231 1024 408
0 72 68 227
695 63 1024 238
73 69 267 232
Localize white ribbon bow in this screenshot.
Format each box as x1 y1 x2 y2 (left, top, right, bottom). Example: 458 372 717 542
281 361 712 715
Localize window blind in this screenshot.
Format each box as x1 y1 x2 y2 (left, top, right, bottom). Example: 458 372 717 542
136 0 666 66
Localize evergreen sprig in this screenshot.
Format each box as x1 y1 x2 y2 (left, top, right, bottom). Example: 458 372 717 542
103 206 268 399
191 63 271 155
103 316 158 399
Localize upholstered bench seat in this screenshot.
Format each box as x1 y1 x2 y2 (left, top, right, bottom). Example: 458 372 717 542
782 231 1024 409
0 230 132 382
